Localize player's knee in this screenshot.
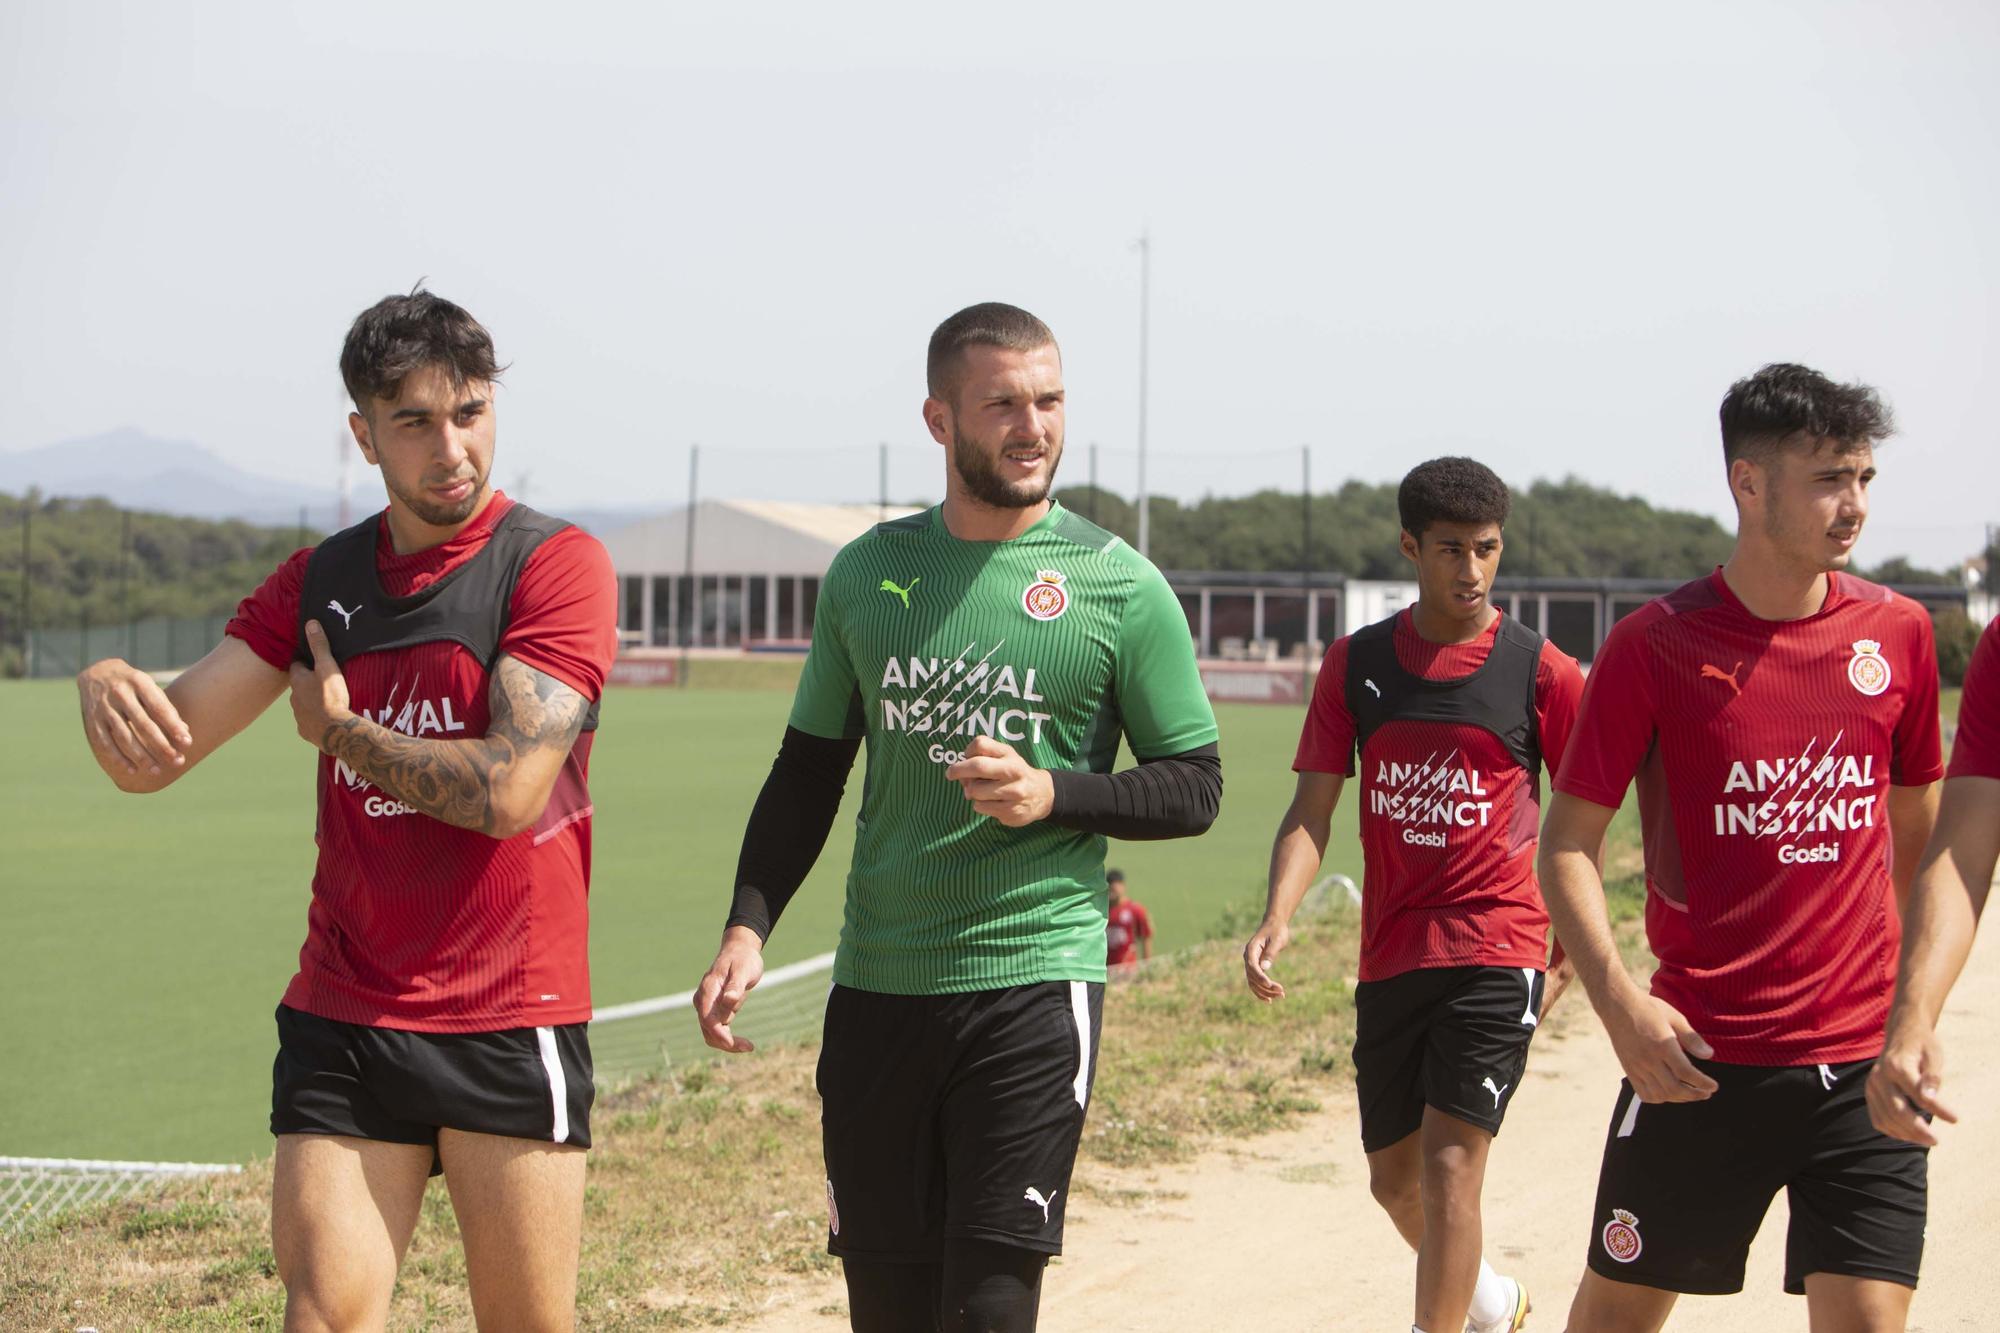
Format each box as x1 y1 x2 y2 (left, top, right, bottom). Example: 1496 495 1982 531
279 1274 387 1333
1368 1166 1421 1215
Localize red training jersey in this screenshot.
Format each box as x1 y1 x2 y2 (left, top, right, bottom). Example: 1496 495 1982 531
227 492 619 1032
1947 617 2000 782
1295 609 1585 981
1106 898 1153 966
1555 570 1944 1065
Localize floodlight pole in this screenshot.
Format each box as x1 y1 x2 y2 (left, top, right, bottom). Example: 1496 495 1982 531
1301 445 1312 702
681 444 699 689
1136 229 1151 557
20 498 30 678
120 509 134 661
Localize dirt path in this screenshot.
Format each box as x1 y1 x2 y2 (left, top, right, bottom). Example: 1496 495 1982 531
737 922 1999 1332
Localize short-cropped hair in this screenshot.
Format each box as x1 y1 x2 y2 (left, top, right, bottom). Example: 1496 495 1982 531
340 287 504 412
1719 363 1892 464
1398 456 1511 539
926 303 1056 403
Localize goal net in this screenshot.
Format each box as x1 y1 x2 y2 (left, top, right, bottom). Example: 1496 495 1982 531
0 1157 241 1233
589 949 837 1088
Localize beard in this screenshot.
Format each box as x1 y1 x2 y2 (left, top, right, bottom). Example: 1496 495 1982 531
951 428 1061 510
386 467 488 528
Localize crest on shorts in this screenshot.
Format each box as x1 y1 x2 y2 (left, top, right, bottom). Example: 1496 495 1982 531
1022 569 1069 621
1601 1207 1642 1263
826 1178 840 1236
1847 639 1891 697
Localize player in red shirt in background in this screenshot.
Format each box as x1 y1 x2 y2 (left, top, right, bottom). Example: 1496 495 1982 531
1105 868 1153 974
73 291 618 1331
1244 457 1582 1333
1867 615 2000 1148
1542 364 1943 1332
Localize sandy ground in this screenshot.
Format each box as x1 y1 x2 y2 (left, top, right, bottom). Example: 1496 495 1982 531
735 922 2000 1333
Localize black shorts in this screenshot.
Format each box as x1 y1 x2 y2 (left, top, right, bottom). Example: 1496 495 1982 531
817 980 1103 1261
271 1005 594 1174
1585 1057 1927 1295
1352 965 1544 1152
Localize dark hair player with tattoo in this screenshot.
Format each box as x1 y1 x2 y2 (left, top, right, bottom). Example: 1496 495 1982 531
72 289 618 1330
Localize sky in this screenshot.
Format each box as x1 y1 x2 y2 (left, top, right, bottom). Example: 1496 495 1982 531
3 0 1996 568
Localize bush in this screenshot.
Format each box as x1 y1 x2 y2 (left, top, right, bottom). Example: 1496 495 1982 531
1935 608 1981 687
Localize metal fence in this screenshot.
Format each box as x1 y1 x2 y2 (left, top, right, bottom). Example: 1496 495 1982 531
0 1157 241 1234
25 615 232 679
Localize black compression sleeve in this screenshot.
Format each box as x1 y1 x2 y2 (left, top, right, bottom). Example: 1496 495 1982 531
726 726 861 941
1043 742 1221 841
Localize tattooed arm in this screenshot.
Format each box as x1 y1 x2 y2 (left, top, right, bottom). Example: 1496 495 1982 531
289 619 590 838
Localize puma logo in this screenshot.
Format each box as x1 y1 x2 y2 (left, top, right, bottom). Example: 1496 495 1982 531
1023 1186 1057 1224
1363 678 1381 699
327 599 361 629
879 577 920 610
1699 661 1743 696
1481 1077 1509 1108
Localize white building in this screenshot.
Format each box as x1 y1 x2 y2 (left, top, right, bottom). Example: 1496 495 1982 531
601 499 923 648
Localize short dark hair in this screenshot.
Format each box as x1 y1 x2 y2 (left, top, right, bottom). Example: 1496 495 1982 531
1106 868 1125 883
339 287 504 413
926 302 1056 403
1397 456 1510 539
1719 363 1892 465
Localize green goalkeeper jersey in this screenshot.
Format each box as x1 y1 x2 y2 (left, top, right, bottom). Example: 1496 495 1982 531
789 501 1219 994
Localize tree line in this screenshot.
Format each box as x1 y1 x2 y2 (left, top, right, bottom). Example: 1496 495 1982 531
0 481 1977 678
1054 476 1964 584
0 491 318 675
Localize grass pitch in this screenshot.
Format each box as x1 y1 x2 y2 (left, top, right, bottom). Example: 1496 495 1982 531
0 681 1356 1163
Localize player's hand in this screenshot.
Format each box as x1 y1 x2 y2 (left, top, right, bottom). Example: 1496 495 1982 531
1539 952 1577 1025
695 926 766 1054
1866 1017 1957 1146
945 736 1055 827
289 620 354 748
1243 919 1291 1002
76 658 192 778
1604 989 1719 1104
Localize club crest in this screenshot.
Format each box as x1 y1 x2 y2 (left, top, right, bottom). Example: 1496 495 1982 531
1023 569 1069 621
1846 639 1891 697
1601 1207 1642 1263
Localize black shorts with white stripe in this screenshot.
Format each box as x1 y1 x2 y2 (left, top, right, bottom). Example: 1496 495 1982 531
818 980 1104 1261
270 1004 593 1174
1352 964 1546 1152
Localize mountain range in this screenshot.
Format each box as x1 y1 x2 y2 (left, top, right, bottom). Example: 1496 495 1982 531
0 429 654 534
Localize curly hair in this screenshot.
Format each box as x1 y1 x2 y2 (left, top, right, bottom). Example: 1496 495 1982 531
1397 456 1511 540
1719 363 1893 464
339 286 505 413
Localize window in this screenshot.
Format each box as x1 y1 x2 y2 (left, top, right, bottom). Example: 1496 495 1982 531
800 577 821 639
748 577 770 641
1263 593 1310 659
778 578 798 639
1209 592 1255 658
722 576 744 646
1545 597 1598 661
621 576 643 633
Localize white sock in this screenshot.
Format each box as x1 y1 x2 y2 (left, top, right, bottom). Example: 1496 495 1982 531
1466 1260 1514 1325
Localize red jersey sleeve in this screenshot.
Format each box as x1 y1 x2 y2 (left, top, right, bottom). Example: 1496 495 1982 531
1534 640 1587 773
224 548 311 671
1134 903 1153 939
1890 608 1944 786
1294 636 1356 775
500 527 619 702
1947 618 2000 781
1554 608 1661 810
